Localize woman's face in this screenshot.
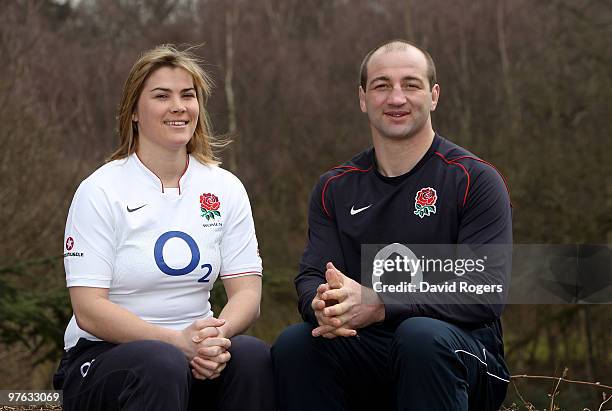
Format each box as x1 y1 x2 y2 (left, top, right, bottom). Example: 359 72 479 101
133 66 199 153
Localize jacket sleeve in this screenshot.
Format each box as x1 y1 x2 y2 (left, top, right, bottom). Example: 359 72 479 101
295 177 347 325
384 164 513 327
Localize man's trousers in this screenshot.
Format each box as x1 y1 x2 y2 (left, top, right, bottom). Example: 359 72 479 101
271 317 509 411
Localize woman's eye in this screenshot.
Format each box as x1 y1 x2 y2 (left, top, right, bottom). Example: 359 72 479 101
183 93 196 98
155 94 168 99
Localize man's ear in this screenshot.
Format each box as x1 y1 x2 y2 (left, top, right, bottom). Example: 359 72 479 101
359 86 367 113
430 83 440 112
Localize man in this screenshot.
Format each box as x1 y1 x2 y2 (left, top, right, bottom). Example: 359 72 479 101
272 39 512 411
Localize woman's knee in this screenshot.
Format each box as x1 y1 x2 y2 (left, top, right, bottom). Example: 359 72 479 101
229 335 271 365
220 335 273 384
120 340 189 379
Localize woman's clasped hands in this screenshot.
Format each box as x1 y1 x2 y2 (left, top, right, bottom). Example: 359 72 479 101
178 317 231 380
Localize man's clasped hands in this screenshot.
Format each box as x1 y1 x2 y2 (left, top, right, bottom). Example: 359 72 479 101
311 262 385 339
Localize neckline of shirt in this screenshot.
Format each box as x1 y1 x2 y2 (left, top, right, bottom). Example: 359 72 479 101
371 133 442 185
130 153 193 195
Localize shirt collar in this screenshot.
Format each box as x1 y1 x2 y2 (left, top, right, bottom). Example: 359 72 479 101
130 153 192 195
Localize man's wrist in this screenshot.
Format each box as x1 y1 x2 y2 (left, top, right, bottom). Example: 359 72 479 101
363 287 385 323
375 302 386 323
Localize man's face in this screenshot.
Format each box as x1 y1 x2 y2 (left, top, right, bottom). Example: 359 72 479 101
359 47 439 141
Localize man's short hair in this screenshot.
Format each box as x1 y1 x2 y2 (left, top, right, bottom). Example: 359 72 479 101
359 39 437 90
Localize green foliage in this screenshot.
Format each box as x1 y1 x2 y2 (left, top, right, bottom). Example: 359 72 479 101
0 257 72 364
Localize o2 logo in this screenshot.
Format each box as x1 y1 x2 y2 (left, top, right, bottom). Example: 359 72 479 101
154 231 212 283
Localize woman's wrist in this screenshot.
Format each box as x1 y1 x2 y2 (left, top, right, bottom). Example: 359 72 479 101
217 322 231 339
165 328 189 355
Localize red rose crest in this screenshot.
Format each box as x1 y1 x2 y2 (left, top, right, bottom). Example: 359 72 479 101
200 193 221 220
413 187 437 218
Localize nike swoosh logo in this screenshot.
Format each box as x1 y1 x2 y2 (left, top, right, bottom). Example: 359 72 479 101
126 204 148 213
350 204 372 215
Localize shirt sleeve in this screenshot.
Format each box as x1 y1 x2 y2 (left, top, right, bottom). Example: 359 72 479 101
63 178 116 288
296 178 347 325
219 175 262 279
384 164 513 326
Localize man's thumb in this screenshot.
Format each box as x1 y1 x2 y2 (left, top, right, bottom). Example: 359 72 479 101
325 263 343 289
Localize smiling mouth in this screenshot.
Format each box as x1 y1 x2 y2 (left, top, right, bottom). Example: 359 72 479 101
384 112 410 118
164 120 189 126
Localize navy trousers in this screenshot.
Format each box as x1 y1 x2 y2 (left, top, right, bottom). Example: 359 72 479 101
272 317 509 411
54 336 275 411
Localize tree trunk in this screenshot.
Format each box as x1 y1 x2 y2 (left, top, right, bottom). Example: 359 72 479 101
224 1 239 172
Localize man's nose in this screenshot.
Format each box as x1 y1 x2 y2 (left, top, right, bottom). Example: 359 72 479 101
387 86 407 105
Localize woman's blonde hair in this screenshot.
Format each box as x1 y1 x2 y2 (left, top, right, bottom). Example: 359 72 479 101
108 44 224 165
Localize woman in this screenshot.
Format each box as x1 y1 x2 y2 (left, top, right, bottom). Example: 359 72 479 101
54 45 274 411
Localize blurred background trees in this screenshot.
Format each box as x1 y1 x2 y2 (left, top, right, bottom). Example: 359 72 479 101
0 0 610 408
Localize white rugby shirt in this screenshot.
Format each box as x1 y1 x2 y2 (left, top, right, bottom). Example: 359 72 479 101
62 153 262 350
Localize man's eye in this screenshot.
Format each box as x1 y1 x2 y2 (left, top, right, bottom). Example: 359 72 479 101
374 84 389 90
